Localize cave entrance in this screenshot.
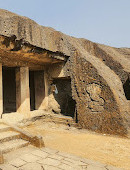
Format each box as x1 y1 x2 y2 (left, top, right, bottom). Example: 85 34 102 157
53 78 76 118
2 66 16 113
29 70 45 111
29 71 35 111
123 77 130 100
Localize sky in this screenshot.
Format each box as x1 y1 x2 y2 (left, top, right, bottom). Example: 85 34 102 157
0 0 130 48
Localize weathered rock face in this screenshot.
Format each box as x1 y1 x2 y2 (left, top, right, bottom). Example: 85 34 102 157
70 55 127 135
0 9 130 136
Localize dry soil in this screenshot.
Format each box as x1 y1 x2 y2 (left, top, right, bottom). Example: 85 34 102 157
23 120 130 170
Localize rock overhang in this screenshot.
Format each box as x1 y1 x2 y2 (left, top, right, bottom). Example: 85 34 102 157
0 34 69 68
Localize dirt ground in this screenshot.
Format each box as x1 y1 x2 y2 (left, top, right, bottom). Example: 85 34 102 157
23 120 130 170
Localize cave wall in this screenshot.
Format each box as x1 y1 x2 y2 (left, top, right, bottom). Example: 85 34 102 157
0 9 129 136
69 55 127 136
47 55 128 136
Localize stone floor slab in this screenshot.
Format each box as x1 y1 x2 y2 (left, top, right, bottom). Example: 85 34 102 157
58 163 74 170
37 157 61 166
43 165 62 170
81 159 106 167
1 146 122 170
40 147 58 154
4 145 36 162
58 151 81 161
19 162 44 170
63 157 87 166
0 163 18 170
87 165 107 170
48 153 64 160
61 159 76 166
20 153 41 163
106 165 122 170
31 149 49 159
9 158 27 168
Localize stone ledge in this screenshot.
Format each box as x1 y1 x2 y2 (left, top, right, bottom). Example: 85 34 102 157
2 121 45 148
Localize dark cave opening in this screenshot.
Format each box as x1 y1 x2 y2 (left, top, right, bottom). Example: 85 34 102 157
123 77 130 100
2 66 16 113
53 78 76 118
29 71 35 111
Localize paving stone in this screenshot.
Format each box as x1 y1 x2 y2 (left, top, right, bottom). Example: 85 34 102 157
106 165 122 170
31 149 49 159
61 159 87 169
20 153 41 163
48 153 64 160
87 165 107 170
43 165 62 170
40 147 58 154
58 163 74 170
58 151 81 161
19 162 44 170
14 146 37 155
9 158 27 167
73 165 87 170
4 145 36 162
37 157 61 166
0 147 122 170
81 159 106 167
0 163 18 170
64 157 87 166
58 164 83 170
61 159 76 167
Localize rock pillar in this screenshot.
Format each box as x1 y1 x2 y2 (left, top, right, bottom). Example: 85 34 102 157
16 67 30 115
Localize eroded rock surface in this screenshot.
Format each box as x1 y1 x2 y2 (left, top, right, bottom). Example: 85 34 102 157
0 9 130 136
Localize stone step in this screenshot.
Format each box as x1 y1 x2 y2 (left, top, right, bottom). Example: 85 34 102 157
0 139 29 154
0 131 21 142
0 119 3 124
0 124 11 132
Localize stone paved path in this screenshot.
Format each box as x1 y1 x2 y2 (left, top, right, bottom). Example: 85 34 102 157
0 146 122 170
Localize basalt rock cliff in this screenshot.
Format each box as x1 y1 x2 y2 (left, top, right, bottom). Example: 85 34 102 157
0 9 130 136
